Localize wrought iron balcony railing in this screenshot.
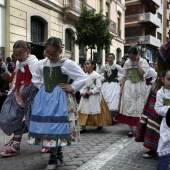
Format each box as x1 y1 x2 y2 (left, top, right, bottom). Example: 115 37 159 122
64 0 95 13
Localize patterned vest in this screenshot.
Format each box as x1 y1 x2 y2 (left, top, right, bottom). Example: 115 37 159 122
43 66 68 93
129 68 142 83
105 69 118 83
163 99 170 106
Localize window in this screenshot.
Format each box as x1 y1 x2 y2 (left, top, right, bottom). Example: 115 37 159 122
106 3 109 18
145 29 150 35
31 16 44 42
117 12 121 37
167 1 169 9
65 29 72 51
125 27 141 37
157 32 162 41
157 13 162 23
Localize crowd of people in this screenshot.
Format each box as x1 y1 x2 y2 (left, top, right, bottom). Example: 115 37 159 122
0 37 169 170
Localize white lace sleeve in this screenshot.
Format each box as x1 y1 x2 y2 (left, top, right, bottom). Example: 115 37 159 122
61 59 87 92
155 89 170 117
31 60 44 89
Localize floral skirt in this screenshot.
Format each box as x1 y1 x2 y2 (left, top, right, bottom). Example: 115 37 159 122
78 95 112 126
28 86 80 147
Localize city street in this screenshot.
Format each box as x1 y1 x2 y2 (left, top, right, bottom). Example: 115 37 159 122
0 122 157 170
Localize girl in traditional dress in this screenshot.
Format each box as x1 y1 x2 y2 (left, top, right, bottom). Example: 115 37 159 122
155 69 170 170
99 53 123 121
78 60 112 133
135 42 170 159
28 37 87 170
115 46 149 137
0 40 39 157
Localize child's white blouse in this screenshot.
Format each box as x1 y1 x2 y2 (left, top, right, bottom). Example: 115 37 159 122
32 58 87 92
155 87 170 156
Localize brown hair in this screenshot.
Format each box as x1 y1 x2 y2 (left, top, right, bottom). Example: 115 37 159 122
107 53 115 59
128 45 139 55
13 40 31 50
86 59 96 70
6 57 12 62
45 37 62 50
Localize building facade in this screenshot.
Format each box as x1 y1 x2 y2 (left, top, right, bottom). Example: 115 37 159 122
0 0 5 58
2 0 125 66
157 0 169 44
125 0 164 63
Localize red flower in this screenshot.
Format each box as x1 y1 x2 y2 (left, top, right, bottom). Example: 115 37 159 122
71 131 76 137
70 106 74 113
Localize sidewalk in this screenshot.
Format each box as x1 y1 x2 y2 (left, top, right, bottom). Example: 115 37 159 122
0 123 128 170
0 123 157 170
78 137 157 170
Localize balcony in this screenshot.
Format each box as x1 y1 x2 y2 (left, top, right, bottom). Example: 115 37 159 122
125 35 161 47
108 19 116 34
142 0 161 13
152 0 161 7
103 15 117 34
126 12 161 28
64 0 95 21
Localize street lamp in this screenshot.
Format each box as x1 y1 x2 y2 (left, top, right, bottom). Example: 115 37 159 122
137 41 146 58
141 44 146 58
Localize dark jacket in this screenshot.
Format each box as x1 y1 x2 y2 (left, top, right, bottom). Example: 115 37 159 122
7 62 14 73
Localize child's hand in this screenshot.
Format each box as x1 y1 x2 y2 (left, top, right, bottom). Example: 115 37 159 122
59 83 74 93
86 91 92 96
81 93 86 97
136 55 140 62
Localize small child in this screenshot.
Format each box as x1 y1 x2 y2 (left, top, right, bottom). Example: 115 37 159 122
78 60 112 133
155 69 170 170
28 37 87 170
0 40 39 157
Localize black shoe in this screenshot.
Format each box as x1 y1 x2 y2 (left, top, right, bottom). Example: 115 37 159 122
46 154 57 170
97 126 103 130
80 129 86 134
127 131 133 137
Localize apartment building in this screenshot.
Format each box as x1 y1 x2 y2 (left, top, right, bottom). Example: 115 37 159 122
125 0 162 63
1 0 125 66
157 0 169 44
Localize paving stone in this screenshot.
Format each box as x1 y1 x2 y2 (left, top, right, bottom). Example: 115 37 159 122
0 123 157 170
100 166 113 170
58 166 78 170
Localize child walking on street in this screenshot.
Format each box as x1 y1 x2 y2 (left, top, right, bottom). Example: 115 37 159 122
28 37 87 170
155 69 170 170
78 60 112 133
99 53 123 121
0 40 38 157
115 46 149 137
